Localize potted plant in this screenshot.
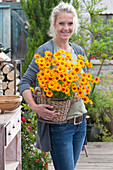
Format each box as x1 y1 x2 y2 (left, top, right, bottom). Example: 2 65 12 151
86 73 113 142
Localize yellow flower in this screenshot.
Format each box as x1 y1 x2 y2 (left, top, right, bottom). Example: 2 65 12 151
48 81 55 89
94 76 100 83
65 51 72 61
78 54 84 60
46 90 53 97
44 55 51 60
32 50 100 104
45 69 51 75
64 62 69 69
29 87 35 93
38 57 45 64
67 74 74 82
85 58 89 64
56 83 61 91
90 79 95 84
57 65 65 72
68 62 75 69
87 73 92 80
38 63 45 70
59 73 65 80
80 72 86 78
45 60 51 69
73 65 81 74
51 59 59 66
77 60 85 67
80 85 86 91
86 85 91 91
89 100 93 104
77 89 84 98
61 87 66 93
50 69 56 77
79 77 86 84
60 60 66 66
86 88 91 94
58 49 66 54
73 75 79 82
83 96 89 103
85 80 90 86
34 54 41 59
39 79 46 88
54 75 59 82
37 70 45 78
54 55 62 62
44 86 48 92
44 50 52 56
72 84 77 92
69 70 76 77
88 61 93 68
62 76 68 84
65 87 70 94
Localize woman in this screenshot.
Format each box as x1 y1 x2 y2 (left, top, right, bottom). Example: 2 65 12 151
19 2 87 170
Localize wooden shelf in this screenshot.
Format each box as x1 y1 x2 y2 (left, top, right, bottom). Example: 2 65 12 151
5 161 19 170
0 107 21 170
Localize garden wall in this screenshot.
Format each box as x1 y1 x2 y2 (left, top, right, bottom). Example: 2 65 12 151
89 59 113 76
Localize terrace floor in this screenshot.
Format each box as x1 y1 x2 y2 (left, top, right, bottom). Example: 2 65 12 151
48 142 113 170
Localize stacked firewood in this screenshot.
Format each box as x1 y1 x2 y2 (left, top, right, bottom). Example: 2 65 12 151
0 52 20 95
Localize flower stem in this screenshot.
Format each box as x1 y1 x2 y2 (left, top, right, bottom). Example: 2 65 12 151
91 60 104 93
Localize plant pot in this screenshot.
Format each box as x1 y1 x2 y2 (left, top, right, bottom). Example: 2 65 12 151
87 124 100 142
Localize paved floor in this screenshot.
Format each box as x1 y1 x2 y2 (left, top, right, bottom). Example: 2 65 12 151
48 142 113 170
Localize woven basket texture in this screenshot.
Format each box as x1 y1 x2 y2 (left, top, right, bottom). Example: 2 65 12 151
34 94 71 123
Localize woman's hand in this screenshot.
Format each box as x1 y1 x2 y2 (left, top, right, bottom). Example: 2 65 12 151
22 89 59 120
31 103 60 120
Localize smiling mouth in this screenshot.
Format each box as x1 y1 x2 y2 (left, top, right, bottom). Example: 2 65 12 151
61 32 70 35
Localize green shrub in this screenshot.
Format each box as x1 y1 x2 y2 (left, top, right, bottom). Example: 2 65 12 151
21 103 51 169
86 73 113 142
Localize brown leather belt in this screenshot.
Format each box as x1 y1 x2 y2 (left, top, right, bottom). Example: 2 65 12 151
66 113 86 125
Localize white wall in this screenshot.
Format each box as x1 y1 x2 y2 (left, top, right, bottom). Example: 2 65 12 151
89 60 113 76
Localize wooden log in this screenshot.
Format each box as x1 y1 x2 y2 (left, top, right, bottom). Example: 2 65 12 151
0 75 5 81
7 78 20 90
4 89 14 95
1 62 9 67
2 64 14 74
8 83 18 91
7 70 20 81
0 52 11 61
0 65 2 69
8 85 18 91
0 71 3 75
2 81 8 90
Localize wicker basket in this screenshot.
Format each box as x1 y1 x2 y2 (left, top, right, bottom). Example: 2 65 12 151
33 87 71 123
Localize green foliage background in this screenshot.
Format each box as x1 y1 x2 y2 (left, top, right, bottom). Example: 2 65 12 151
20 0 70 74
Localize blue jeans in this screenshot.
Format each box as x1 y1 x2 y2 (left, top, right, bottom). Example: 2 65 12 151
49 118 87 170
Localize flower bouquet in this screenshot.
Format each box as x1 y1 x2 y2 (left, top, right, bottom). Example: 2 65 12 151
30 49 100 122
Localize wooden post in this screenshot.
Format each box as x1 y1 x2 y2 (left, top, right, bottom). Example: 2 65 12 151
0 126 5 170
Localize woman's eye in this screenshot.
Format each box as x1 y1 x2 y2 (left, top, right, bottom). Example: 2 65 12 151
68 22 73 25
59 22 64 25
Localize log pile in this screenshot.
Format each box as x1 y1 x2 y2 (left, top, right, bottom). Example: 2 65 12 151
0 52 21 95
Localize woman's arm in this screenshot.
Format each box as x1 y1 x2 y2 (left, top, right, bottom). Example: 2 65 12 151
22 89 59 120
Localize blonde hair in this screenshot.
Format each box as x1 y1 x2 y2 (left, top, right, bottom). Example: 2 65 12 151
48 1 78 37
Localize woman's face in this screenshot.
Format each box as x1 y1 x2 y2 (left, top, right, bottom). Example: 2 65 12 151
54 12 74 41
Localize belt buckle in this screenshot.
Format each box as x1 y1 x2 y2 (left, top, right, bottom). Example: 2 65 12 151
74 116 82 125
